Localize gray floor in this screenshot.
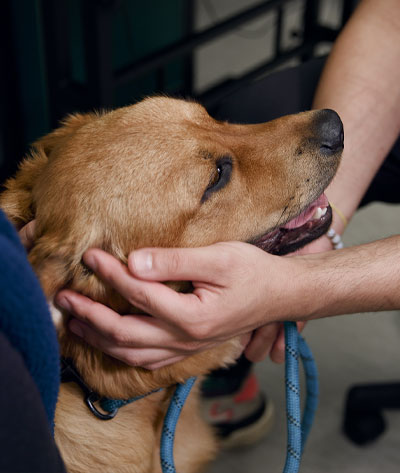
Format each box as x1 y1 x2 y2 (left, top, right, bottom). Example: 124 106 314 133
193 1 400 472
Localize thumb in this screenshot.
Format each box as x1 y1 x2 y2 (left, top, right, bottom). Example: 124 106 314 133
128 244 233 284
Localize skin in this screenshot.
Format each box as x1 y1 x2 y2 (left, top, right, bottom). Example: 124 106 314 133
27 0 400 369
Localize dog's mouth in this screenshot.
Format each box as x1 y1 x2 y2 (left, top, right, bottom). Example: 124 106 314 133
251 193 332 255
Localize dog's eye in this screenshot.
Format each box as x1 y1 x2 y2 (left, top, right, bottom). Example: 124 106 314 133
201 156 233 203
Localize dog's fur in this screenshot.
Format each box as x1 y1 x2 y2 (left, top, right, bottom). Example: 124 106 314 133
0 97 341 473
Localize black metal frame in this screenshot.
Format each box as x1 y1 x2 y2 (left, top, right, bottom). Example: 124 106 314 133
1 0 357 181
40 0 355 123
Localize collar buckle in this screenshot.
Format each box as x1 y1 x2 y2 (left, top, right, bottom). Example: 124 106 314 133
60 357 119 420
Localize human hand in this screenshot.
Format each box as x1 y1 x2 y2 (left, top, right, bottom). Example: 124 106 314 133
19 218 301 367
18 219 331 366
18 220 36 250
56 242 306 370
243 235 331 363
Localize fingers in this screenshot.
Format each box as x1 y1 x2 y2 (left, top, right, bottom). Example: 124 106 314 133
125 243 243 284
81 249 201 328
57 290 125 339
269 321 306 364
244 323 281 362
57 242 288 369
244 322 305 364
69 319 186 370
56 290 204 351
56 290 199 369
297 321 307 332
270 325 286 364
19 220 36 250
240 332 252 350
244 320 306 363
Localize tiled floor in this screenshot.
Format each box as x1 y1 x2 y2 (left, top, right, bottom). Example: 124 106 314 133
192 1 400 472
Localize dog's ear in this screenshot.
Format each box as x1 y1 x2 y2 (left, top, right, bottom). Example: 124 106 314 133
28 236 73 298
27 229 99 299
35 113 95 156
0 113 94 228
0 149 48 228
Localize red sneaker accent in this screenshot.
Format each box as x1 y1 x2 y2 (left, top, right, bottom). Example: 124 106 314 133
234 373 259 403
209 402 234 421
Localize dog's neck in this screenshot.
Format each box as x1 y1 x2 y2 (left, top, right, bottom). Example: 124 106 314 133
60 357 163 420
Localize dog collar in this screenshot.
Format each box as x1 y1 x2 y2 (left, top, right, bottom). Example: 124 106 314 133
60 357 162 420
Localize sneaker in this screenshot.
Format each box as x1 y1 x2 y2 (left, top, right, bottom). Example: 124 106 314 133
201 371 275 448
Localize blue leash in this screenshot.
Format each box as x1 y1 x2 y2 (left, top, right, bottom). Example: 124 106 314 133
283 321 319 472
63 325 318 471
160 322 319 473
160 376 197 473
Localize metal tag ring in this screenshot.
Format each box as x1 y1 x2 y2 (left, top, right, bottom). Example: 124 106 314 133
85 392 118 420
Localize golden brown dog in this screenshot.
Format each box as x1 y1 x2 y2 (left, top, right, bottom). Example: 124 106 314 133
0 97 343 473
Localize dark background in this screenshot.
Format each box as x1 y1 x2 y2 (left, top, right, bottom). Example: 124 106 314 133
0 0 357 183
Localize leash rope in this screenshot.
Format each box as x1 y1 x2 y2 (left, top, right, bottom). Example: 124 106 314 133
160 376 197 473
298 332 319 451
159 323 318 473
284 321 302 472
283 321 319 473
62 329 318 473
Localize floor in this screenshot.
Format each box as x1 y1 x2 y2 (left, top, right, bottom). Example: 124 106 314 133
192 1 400 472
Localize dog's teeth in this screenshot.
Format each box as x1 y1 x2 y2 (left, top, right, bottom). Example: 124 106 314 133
321 207 327 217
312 207 323 220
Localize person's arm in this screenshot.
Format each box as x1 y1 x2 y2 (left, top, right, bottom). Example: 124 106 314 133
314 0 400 236
240 0 400 360
56 235 400 369
294 236 400 318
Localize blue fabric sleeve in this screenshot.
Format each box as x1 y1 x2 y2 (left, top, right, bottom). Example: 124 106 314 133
0 209 60 427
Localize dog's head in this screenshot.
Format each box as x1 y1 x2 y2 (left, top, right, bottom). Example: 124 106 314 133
0 97 343 397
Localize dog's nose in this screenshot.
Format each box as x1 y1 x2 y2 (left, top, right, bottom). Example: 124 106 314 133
315 109 344 155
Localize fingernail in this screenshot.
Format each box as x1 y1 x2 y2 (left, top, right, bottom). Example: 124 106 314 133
83 252 97 271
69 321 83 338
132 251 153 274
57 296 71 311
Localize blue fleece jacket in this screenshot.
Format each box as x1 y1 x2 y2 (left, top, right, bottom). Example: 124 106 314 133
0 209 60 427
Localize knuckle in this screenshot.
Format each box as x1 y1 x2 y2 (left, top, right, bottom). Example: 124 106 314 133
122 352 144 367
93 256 112 278
128 286 152 310
180 340 205 354
195 325 210 341
214 250 232 273
81 297 99 315
118 348 154 368
184 321 209 341
95 256 127 284
259 326 276 342
109 326 130 346
166 251 182 275
213 244 247 279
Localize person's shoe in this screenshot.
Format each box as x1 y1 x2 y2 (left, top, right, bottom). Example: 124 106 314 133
201 371 275 448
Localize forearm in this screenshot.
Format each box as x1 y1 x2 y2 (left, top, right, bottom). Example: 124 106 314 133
313 0 400 233
286 235 400 321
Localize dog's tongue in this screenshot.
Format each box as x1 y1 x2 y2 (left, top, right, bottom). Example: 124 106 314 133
283 193 329 230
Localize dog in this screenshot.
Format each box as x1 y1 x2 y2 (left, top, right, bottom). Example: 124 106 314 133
0 97 343 473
